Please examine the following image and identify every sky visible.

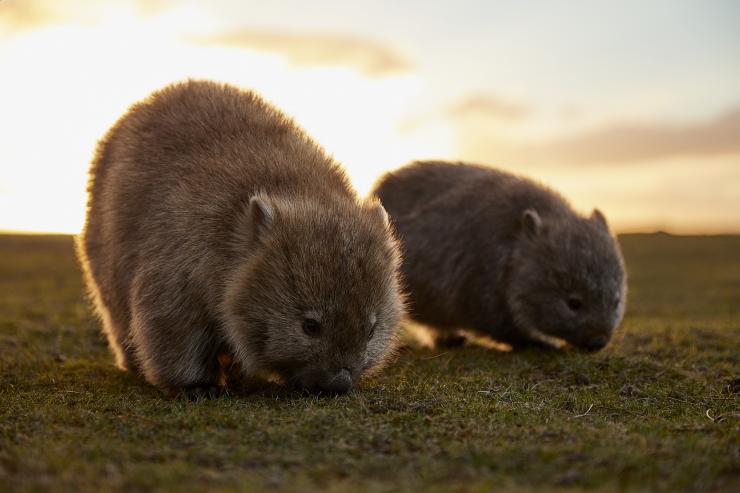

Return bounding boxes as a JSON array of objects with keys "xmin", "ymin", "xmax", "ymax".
[{"xmin": 1, "ymin": 0, "xmax": 739, "ymax": 234}]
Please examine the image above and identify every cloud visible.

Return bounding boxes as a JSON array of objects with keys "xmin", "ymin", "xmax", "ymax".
[
  {"xmin": 400, "ymin": 93, "xmax": 529, "ymax": 134},
  {"xmin": 446, "ymin": 94, "xmax": 530, "ymax": 121},
  {"xmin": 459, "ymin": 105, "xmax": 740, "ymax": 165},
  {"xmin": 2, "ymin": 4, "xmax": 410, "ymax": 76},
  {"xmin": 536, "ymin": 106, "xmax": 740, "ymax": 164},
  {"xmin": 0, "ymin": 0, "xmax": 176, "ymax": 32},
  {"xmin": 130, "ymin": 0, "xmax": 177, "ymax": 16},
  {"xmin": 194, "ymin": 30, "xmax": 412, "ymax": 76},
  {"xmin": 0, "ymin": 0, "xmax": 60, "ymax": 30}
]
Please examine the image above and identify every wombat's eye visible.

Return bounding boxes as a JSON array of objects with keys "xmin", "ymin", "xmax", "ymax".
[
  {"xmin": 566, "ymin": 296, "xmax": 583, "ymax": 312},
  {"xmin": 302, "ymin": 318, "xmax": 322, "ymax": 337}
]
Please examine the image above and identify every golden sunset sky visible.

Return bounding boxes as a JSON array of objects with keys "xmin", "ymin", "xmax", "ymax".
[{"xmin": 1, "ymin": 0, "xmax": 739, "ymax": 234}]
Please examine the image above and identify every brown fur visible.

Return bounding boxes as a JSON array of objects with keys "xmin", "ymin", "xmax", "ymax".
[
  {"xmin": 372, "ymin": 161, "xmax": 626, "ymax": 351},
  {"xmin": 77, "ymin": 80, "xmax": 404, "ymax": 395}
]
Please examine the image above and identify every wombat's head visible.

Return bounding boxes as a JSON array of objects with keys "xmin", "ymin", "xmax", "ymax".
[
  {"xmin": 222, "ymin": 194, "xmax": 404, "ymax": 394},
  {"xmin": 507, "ymin": 208, "xmax": 626, "ymax": 351}
]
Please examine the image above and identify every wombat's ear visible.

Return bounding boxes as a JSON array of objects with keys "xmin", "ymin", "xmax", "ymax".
[
  {"xmin": 591, "ymin": 209, "xmax": 609, "ymax": 231},
  {"xmin": 367, "ymin": 200, "xmax": 390, "ymax": 228},
  {"xmin": 248, "ymin": 195, "xmax": 275, "ymax": 239},
  {"xmin": 521, "ymin": 209, "xmax": 542, "ymax": 239}
]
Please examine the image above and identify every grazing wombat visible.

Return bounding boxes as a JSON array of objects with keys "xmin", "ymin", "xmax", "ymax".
[
  {"xmin": 372, "ymin": 161, "xmax": 626, "ymax": 351},
  {"xmin": 77, "ymin": 80, "xmax": 404, "ymax": 396}
]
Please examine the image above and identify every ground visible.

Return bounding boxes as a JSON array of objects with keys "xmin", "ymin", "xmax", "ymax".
[{"xmin": 0, "ymin": 233, "xmax": 738, "ymax": 492}]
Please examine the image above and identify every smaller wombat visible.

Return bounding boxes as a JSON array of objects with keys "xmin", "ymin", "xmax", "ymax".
[{"xmin": 372, "ymin": 161, "xmax": 626, "ymax": 351}]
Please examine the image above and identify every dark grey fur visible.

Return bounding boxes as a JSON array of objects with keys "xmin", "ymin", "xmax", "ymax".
[
  {"xmin": 372, "ymin": 161, "xmax": 626, "ymax": 351},
  {"xmin": 77, "ymin": 80, "xmax": 404, "ymax": 395}
]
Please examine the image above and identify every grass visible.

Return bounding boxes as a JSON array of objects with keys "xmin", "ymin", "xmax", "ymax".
[{"xmin": 0, "ymin": 233, "xmax": 738, "ymax": 492}]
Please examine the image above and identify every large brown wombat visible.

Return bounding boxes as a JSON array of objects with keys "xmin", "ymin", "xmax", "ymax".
[
  {"xmin": 372, "ymin": 161, "xmax": 626, "ymax": 351},
  {"xmin": 77, "ymin": 80, "xmax": 404, "ymax": 396}
]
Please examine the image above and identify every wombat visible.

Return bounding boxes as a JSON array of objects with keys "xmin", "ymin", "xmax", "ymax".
[
  {"xmin": 77, "ymin": 80, "xmax": 404, "ymax": 396},
  {"xmin": 372, "ymin": 161, "xmax": 626, "ymax": 351}
]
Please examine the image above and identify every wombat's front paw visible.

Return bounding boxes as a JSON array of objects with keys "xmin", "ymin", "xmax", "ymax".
[
  {"xmin": 180, "ymin": 384, "xmax": 226, "ymax": 401},
  {"xmin": 512, "ymin": 339, "xmax": 559, "ymax": 351},
  {"xmin": 434, "ymin": 333, "xmax": 469, "ymax": 348}
]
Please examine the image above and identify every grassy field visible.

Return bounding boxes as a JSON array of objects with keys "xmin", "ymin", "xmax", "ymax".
[{"xmin": 0, "ymin": 233, "xmax": 738, "ymax": 492}]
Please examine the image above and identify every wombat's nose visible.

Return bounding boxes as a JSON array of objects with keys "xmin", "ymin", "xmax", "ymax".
[
  {"xmin": 582, "ymin": 334, "xmax": 610, "ymax": 352},
  {"xmin": 320, "ymin": 368, "xmax": 353, "ymax": 394}
]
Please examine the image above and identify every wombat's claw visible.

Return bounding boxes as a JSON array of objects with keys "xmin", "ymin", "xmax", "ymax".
[{"xmin": 181, "ymin": 384, "xmax": 226, "ymax": 401}]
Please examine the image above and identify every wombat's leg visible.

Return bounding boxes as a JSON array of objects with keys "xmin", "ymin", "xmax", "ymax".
[
  {"xmin": 433, "ymin": 330, "xmax": 469, "ymax": 348},
  {"xmin": 506, "ymin": 337, "xmax": 558, "ymax": 351},
  {"xmin": 128, "ymin": 286, "xmax": 222, "ymax": 393},
  {"xmin": 179, "ymin": 352, "xmax": 235, "ymax": 400},
  {"xmin": 486, "ymin": 316, "xmax": 557, "ymax": 351},
  {"xmin": 80, "ymin": 260, "xmax": 140, "ymax": 372},
  {"xmin": 130, "ymin": 309, "xmax": 222, "ymax": 393},
  {"xmin": 494, "ymin": 327, "xmax": 558, "ymax": 351},
  {"xmin": 94, "ymin": 296, "xmax": 140, "ymax": 371}
]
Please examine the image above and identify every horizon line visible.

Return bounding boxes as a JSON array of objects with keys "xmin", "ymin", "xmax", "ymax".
[{"xmin": 2, "ymin": 229, "xmax": 740, "ymax": 238}]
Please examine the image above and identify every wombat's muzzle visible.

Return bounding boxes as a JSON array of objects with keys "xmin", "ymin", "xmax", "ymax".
[
  {"xmin": 318, "ymin": 368, "xmax": 353, "ymax": 395},
  {"xmin": 578, "ymin": 334, "xmax": 610, "ymax": 352},
  {"xmin": 294, "ymin": 368, "xmax": 354, "ymax": 395}
]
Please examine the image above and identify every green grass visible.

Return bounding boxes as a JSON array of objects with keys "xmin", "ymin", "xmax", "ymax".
[{"xmin": 1, "ymin": 233, "xmax": 738, "ymax": 492}]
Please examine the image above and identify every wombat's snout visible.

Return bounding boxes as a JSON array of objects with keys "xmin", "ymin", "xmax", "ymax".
[
  {"xmin": 318, "ymin": 368, "xmax": 353, "ymax": 395},
  {"xmin": 294, "ymin": 368, "xmax": 354, "ymax": 395},
  {"xmin": 579, "ymin": 334, "xmax": 610, "ymax": 352}
]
